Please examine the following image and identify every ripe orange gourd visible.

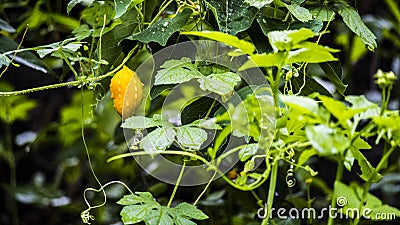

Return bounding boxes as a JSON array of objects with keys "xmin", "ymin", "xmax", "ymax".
[{"xmin": 110, "ymin": 65, "xmax": 144, "ymax": 119}]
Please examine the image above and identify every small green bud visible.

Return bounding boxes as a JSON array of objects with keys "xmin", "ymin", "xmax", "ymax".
[{"xmin": 374, "ymin": 69, "xmax": 397, "ymax": 88}]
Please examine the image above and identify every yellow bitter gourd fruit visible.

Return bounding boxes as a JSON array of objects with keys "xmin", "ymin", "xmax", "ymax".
[{"xmin": 110, "ymin": 65, "xmax": 144, "ymax": 119}]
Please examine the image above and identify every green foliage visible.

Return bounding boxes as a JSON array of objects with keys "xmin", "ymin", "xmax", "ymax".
[
  {"xmin": 155, "ymin": 57, "xmax": 203, "ymax": 85},
  {"xmin": 0, "ymin": 82, "xmax": 37, "ymax": 124},
  {"xmin": 154, "ymin": 57, "xmax": 241, "ymax": 98},
  {"xmin": 245, "ymin": 0, "xmax": 273, "ymax": 9},
  {"xmin": 204, "ymin": 0, "xmax": 257, "ymax": 35},
  {"xmin": 182, "ymin": 31, "xmax": 256, "ymax": 54},
  {"xmin": 335, "ymin": 2, "xmax": 377, "ymax": 50},
  {"xmin": 118, "ymin": 192, "xmax": 208, "ymax": 225},
  {"xmin": 0, "ymin": 0, "xmax": 398, "ymax": 225},
  {"xmin": 127, "ymin": 8, "xmax": 193, "ymax": 46},
  {"xmin": 334, "ymin": 181, "xmax": 400, "ymax": 220},
  {"xmin": 285, "ymin": 2, "xmax": 313, "ymax": 23},
  {"xmin": 0, "ymin": 36, "xmax": 52, "ymax": 73}
]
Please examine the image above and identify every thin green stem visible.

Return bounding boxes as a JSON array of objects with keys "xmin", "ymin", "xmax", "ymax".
[
  {"xmin": 0, "ymin": 45, "xmax": 138, "ymax": 96},
  {"xmin": 251, "ymin": 190, "xmax": 264, "ymax": 208},
  {"xmin": 327, "ymin": 158, "xmax": 344, "ymax": 225},
  {"xmin": 261, "ymin": 158, "xmax": 279, "ymax": 225},
  {"xmin": 148, "ymin": 0, "xmax": 174, "ymax": 27},
  {"xmin": 60, "ymin": 51, "xmax": 79, "ymax": 79},
  {"xmin": 376, "ymin": 145, "xmax": 397, "ymax": 172},
  {"xmin": 134, "ymin": 4, "xmax": 145, "ymax": 31},
  {"xmin": 167, "ymin": 160, "xmax": 186, "ymax": 208},
  {"xmin": 0, "ymin": 26, "xmax": 28, "ymax": 79},
  {"xmin": 193, "ymin": 171, "xmax": 217, "ymax": 206},
  {"xmin": 96, "ymin": 14, "xmax": 107, "ymax": 77},
  {"xmin": 108, "ymin": 150, "xmax": 271, "ymax": 191}
]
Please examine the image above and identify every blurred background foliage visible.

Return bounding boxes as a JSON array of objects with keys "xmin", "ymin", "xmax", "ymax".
[{"xmin": 0, "ymin": 0, "xmax": 399, "ymax": 225}]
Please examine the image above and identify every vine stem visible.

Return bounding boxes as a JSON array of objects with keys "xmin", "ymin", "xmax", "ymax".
[
  {"xmin": 261, "ymin": 158, "xmax": 279, "ymax": 225},
  {"xmin": 108, "ymin": 150, "xmax": 271, "ymax": 191},
  {"xmin": 148, "ymin": 0, "xmax": 174, "ymax": 27},
  {"xmin": 0, "ymin": 45, "xmax": 138, "ymax": 96},
  {"xmin": 327, "ymin": 158, "xmax": 344, "ymax": 225},
  {"xmin": 193, "ymin": 171, "xmax": 217, "ymax": 206},
  {"xmin": 167, "ymin": 160, "xmax": 186, "ymax": 208},
  {"xmin": 0, "ymin": 26, "xmax": 29, "ymax": 79}
]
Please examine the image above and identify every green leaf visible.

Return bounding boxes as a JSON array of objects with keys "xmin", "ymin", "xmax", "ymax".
[
  {"xmin": 173, "ymin": 216, "xmax": 196, "ymax": 225},
  {"xmin": 310, "ymin": 7, "xmax": 336, "ymax": 22},
  {"xmin": 127, "ymin": 8, "xmax": 192, "ymax": 46},
  {"xmin": 319, "ymin": 61, "xmax": 347, "ymax": 95},
  {"xmin": 155, "ymin": 57, "xmax": 203, "ymax": 85},
  {"xmin": 181, "ymin": 31, "xmax": 255, "ymax": 54},
  {"xmin": 204, "ymin": 0, "xmax": 257, "ymax": 35},
  {"xmin": 0, "ymin": 18, "xmax": 15, "ymax": 33},
  {"xmin": 351, "ymin": 148, "xmax": 382, "ymax": 182},
  {"xmin": 333, "ymin": 181, "xmax": 362, "ymax": 210},
  {"xmin": 268, "ymin": 28, "xmax": 316, "ymax": 52},
  {"xmin": 305, "ymin": 125, "xmax": 350, "ymax": 156},
  {"xmin": 286, "ymin": 4, "xmax": 313, "ymax": 22},
  {"xmin": 174, "ymin": 202, "xmax": 209, "ymax": 220},
  {"xmin": 244, "ymin": 0, "xmax": 273, "ymax": 9},
  {"xmin": 118, "ymin": 192, "xmax": 208, "ymax": 225},
  {"xmin": 198, "ymin": 72, "xmax": 241, "ymax": 96},
  {"xmin": 114, "ymin": 0, "xmax": 143, "ymax": 19},
  {"xmin": 352, "ymin": 135, "xmax": 371, "ymax": 150},
  {"xmin": 118, "ymin": 192, "xmax": 155, "ymax": 205},
  {"xmin": 318, "ymin": 95, "xmax": 366, "ymax": 125},
  {"xmin": 333, "ymin": 181, "xmax": 400, "ymax": 220},
  {"xmin": 36, "ymin": 38, "xmax": 82, "ymax": 58},
  {"xmin": 190, "ymin": 118, "xmax": 221, "ymax": 130},
  {"xmin": 286, "ymin": 47, "xmax": 338, "ymax": 64},
  {"xmin": 345, "ymin": 95, "xmax": 380, "ymax": 119},
  {"xmin": 72, "ymin": 25, "xmax": 92, "ymax": 40},
  {"xmin": 81, "ymin": 2, "xmax": 114, "ymax": 27},
  {"xmin": 176, "ymin": 126, "xmax": 207, "ymax": 150},
  {"xmin": 140, "ymin": 127, "xmax": 176, "ymax": 151},
  {"xmin": 369, "ymin": 205, "xmax": 400, "ymax": 221},
  {"xmin": 122, "ymin": 115, "xmax": 165, "ymax": 129},
  {"xmin": 146, "ymin": 208, "xmax": 174, "ymax": 225},
  {"xmin": 257, "ymin": 17, "xmax": 323, "ymax": 35},
  {"xmin": 281, "ymin": 95, "xmax": 319, "ymax": 115},
  {"xmin": 238, "ymin": 144, "xmax": 259, "ymax": 161},
  {"xmin": 120, "ymin": 205, "xmax": 153, "ymax": 224},
  {"xmin": 67, "ymin": 0, "xmax": 86, "ymax": 14},
  {"xmin": 100, "ymin": 6, "xmax": 139, "ymax": 73},
  {"xmin": 298, "ymin": 149, "xmax": 317, "ymax": 166},
  {"xmin": 0, "ymin": 54, "xmax": 10, "ymax": 67},
  {"xmin": 239, "ymin": 52, "xmax": 285, "ymax": 70},
  {"xmin": 336, "ymin": 3, "xmax": 377, "ymax": 50},
  {"xmin": 0, "ymin": 36, "xmax": 52, "ymax": 74},
  {"xmin": 0, "ymin": 83, "xmax": 37, "ymax": 124}
]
